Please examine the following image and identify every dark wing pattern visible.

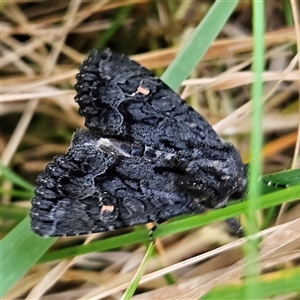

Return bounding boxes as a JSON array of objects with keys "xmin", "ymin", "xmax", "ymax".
[
  {"xmin": 31, "ymin": 48, "xmax": 247, "ymax": 237},
  {"xmin": 74, "ymin": 48, "xmax": 221, "ymax": 151},
  {"xmin": 31, "ymin": 131, "xmax": 199, "ymax": 236}
]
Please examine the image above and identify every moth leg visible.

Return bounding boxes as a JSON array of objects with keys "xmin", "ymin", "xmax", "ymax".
[
  {"xmin": 149, "ymin": 222, "xmax": 159, "ymax": 242},
  {"xmin": 225, "ymin": 218, "xmax": 243, "ymax": 237}
]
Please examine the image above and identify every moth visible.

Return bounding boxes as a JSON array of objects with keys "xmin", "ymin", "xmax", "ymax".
[{"xmin": 31, "ymin": 48, "xmax": 247, "ymax": 237}]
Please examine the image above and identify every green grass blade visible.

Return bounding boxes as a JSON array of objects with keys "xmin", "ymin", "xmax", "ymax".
[
  {"xmin": 262, "ymin": 168, "xmax": 300, "ymax": 190},
  {"xmin": 161, "ymin": 0, "xmax": 239, "ymax": 90},
  {"xmin": 243, "ymin": 1, "xmax": 265, "ymax": 297},
  {"xmin": 1, "ymin": 206, "xmax": 28, "ymax": 223},
  {"xmin": 94, "ymin": 4, "xmax": 133, "ymax": 49},
  {"xmin": 1, "ymin": 164, "xmax": 34, "ymax": 192},
  {"xmin": 121, "ymin": 242, "xmax": 155, "ymax": 299},
  {"xmin": 283, "ymin": 0, "xmax": 293, "ymax": 26},
  {"xmin": 201, "ymin": 267, "xmax": 300, "ymax": 299},
  {"xmin": 0, "ymin": 217, "xmax": 57, "ymax": 297}
]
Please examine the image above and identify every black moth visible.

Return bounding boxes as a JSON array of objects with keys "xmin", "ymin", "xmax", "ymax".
[{"xmin": 31, "ymin": 48, "xmax": 247, "ymax": 237}]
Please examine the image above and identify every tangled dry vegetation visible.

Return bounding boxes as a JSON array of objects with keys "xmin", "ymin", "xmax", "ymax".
[{"xmin": 1, "ymin": 1, "xmax": 300, "ymax": 299}]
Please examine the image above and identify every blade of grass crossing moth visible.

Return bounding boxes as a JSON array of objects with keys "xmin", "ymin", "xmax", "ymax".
[{"xmin": 38, "ymin": 183, "xmax": 300, "ymax": 263}]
